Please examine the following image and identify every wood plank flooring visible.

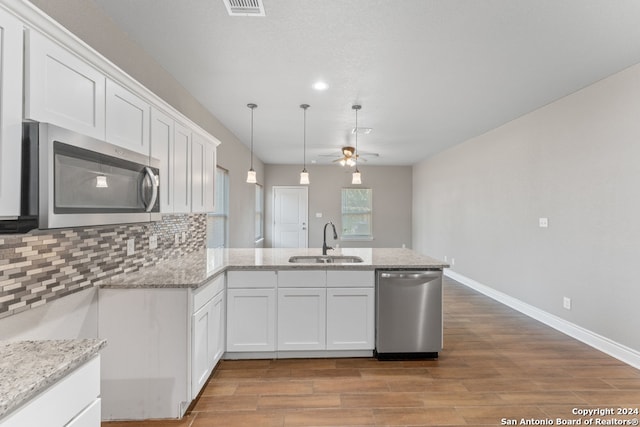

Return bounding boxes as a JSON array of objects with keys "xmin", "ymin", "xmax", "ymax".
[{"xmin": 103, "ymin": 277, "xmax": 640, "ymax": 426}]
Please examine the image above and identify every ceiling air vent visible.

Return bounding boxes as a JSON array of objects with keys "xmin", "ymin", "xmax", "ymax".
[{"xmin": 223, "ymin": 0, "xmax": 265, "ymax": 16}]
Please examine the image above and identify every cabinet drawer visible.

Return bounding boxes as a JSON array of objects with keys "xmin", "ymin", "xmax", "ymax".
[
  {"xmin": 193, "ymin": 274, "xmax": 224, "ymax": 312},
  {"xmin": 278, "ymin": 270, "xmax": 326, "ymax": 288},
  {"xmin": 227, "ymin": 270, "xmax": 277, "ymax": 288},
  {"xmin": 326, "ymin": 270, "xmax": 375, "ymax": 287}
]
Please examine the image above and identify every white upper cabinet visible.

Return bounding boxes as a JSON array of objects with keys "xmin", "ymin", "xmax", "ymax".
[
  {"xmin": 191, "ymin": 132, "xmax": 206, "ymax": 213},
  {"xmin": 150, "ymin": 107, "xmax": 175, "ymax": 213},
  {"xmin": 204, "ymin": 137, "xmax": 217, "ymax": 212},
  {"xmin": 173, "ymin": 122, "xmax": 192, "ymax": 214},
  {"xmin": 191, "ymin": 132, "xmax": 218, "ymax": 213},
  {"xmin": 24, "ymin": 29, "xmax": 106, "ymax": 140},
  {"xmin": 0, "ymin": 9, "xmax": 23, "ymax": 217},
  {"xmin": 151, "ymin": 109, "xmax": 218, "ymax": 214},
  {"xmin": 105, "ymin": 79, "xmax": 150, "ymax": 155}
]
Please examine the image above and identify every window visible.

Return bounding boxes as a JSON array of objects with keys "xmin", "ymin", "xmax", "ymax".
[
  {"xmin": 255, "ymin": 184, "xmax": 264, "ymax": 242},
  {"xmin": 341, "ymin": 188, "xmax": 373, "ymax": 240},
  {"xmin": 207, "ymin": 167, "xmax": 229, "ymax": 248}
]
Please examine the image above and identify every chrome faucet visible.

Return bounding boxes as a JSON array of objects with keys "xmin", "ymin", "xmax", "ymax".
[{"xmin": 322, "ymin": 222, "xmax": 338, "ymax": 255}]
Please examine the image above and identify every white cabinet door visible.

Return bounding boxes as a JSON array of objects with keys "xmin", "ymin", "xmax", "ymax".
[
  {"xmin": 326, "ymin": 288, "xmax": 375, "ymax": 350},
  {"xmin": 105, "ymin": 79, "xmax": 150, "ymax": 155},
  {"xmin": 204, "ymin": 137, "xmax": 217, "ymax": 212},
  {"xmin": 0, "ymin": 9, "xmax": 23, "ymax": 217},
  {"xmin": 210, "ymin": 290, "xmax": 226, "ymax": 365},
  {"xmin": 24, "ymin": 29, "xmax": 105, "ymax": 139},
  {"xmin": 191, "ymin": 299, "xmax": 212, "ymax": 398},
  {"xmin": 226, "ymin": 288, "xmax": 276, "ymax": 352},
  {"xmin": 191, "ymin": 132, "xmax": 218, "ymax": 213},
  {"xmin": 150, "ymin": 108, "xmax": 174, "ymax": 213},
  {"xmin": 173, "ymin": 122, "xmax": 192, "ymax": 213},
  {"xmin": 190, "ymin": 132, "xmax": 206, "ymax": 213},
  {"xmin": 277, "ymin": 288, "xmax": 326, "ymax": 351}
]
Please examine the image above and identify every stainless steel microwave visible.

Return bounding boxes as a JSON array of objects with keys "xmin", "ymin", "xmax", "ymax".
[{"xmin": 1, "ymin": 122, "xmax": 160, "ymax": 233}]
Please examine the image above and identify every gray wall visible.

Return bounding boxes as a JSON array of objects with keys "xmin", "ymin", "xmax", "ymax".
[
  {"xmin": 264, "ymin": 165, "xmax": 412, "ymax": 249},
  {"xmin": 30, "ymin": 0, "xmax": 263, "ymax": 248},
  {"xmin": 413, "ymin": 63, "xmax": 640, "ymax": 353}
]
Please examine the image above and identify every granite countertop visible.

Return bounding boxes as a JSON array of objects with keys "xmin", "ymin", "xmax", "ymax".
[
  {"xmin": 0, "ymin": 339, "xmax": 106, "ymax": 420},
  {"xmin": 101, "ymin": 247, "xmax": 448, "ymax": 290}
]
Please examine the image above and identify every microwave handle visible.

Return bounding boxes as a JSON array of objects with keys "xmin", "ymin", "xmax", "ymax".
[{"xmin": 143, "ymin": 167, "xmax": 159, "ymax": 212}]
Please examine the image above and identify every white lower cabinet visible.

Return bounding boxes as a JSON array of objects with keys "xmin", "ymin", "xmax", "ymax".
[
  {"xmin": 191, "ymin": 278, "xmax": 225, "ymax": 398},
  {"xmin": 99, "ymin": 274, "xmax": 225, "ymax": 420},
  {"xmin": 226, "ymin": 271, "xmax": 277, "ymax": 353},
  {"xmin": 278, "ymin": 288, "xmax": 326, "ymax": 350},
  {"xmin": 226, "ymin": 288, "xmax": 276, "ymax": 352},
  {"xmin": 0, "ymin": 356, "xmax": 101, "ymax": 427},
  {"xmin": 326, "ymin": 287, "xmax": 375, "ymax": 350},
  {"xmin": 226, "ymin": 269, "xmax": 375, "ymax": 355},
  {"xmin": 326, "ymin": 270, "xmax": 375, "ymax": 350}
]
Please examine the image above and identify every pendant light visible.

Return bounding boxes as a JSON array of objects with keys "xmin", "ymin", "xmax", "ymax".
[
  {"xmin": 246, "ymin": 103, "xmax": 257, "ymax": 183},
  {"xmin": 299, "ymin": 104, "xmax": 310, "ymax": 185},
  {"xmin": 351, "ymin": 104, "xmax": 362, "ymax": 185}
]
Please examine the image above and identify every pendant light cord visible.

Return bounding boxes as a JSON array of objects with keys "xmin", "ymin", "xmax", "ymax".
[
  {"xmin": 303, "ymin": 105, "xmax": 307, "ymax": 171},
  {"xmin": 247, "ymin": 103, "xmax": 257, "ymax": 170},
  {"xmin": 353, "ymin": 104, "xmax": 361, "ymax": 172}
]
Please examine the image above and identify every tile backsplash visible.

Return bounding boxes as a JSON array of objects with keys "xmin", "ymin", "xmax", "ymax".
[{"xmin": 0, "ymin": 214, "xmax": 207, "ymax": 319}]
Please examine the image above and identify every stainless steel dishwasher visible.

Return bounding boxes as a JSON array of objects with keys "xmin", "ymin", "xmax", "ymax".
[{"xmin": 375, "ymin": 269, "xmax": 443, "ymax": 360}]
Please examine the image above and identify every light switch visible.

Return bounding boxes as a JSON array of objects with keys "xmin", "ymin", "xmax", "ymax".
[
  {"xmin": 539, "ymin": 218, "xmax": 549, "ymax": 228},
  {"xmin": 315, "ymin": 212, "xmax": 323, "ymax": 218}
]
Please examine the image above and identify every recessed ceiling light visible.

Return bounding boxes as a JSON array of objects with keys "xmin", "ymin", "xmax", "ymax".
[{"xmin": 312, "ymin": 81, "xmax": 329, "ymax": 91}]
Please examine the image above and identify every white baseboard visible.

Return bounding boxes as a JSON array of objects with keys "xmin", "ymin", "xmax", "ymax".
[{"xmin": 444, "ymin": 269, "xmax": 640, "ymax": 370}]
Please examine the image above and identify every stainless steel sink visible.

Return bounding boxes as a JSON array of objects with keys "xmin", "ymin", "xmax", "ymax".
[{"xmin": 288, "ymin": 255, "xmax": 364, "ymax": 264}]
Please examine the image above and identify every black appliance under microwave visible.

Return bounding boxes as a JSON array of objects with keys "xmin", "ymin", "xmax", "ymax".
[{"xmin": 0, "ymin": 122, "xmax": 160, "ymax": 233}]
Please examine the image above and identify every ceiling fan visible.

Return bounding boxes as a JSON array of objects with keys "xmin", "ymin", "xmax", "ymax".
[{"xmin": 321, "ymin": 146, "xmax": 379, "ymax": 166}]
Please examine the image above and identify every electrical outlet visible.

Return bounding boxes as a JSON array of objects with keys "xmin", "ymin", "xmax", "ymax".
[
  {"xmin": 149, "ymin": 235, "xmax": 157, "ymax": 250},
  {"xmin": 174, "ymin": 233, "xmax": 180, "ymax": 245},
  {"xmin": 126, "ymin": 238, "xmax": 135, "ymax": 256},
  {"xmin": 451, "ymin": 258, "xmax": 455, "ymax": 266},
  {"xmin": 563, "ymin": 297, "xmax": 571, "ymax": 310},
  {"xmin": 539, "ymin": 217, "xmax": 549, "ymax": 228}
]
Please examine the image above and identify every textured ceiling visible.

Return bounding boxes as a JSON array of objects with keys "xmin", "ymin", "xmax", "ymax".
[{"xmin": 92, "ymin": 0, "xmax": 640, "ymax": 165}]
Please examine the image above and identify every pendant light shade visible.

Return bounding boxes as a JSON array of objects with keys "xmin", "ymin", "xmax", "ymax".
[
  {"xmin": 351, "ymin": 104, "xmax": 362, "ymax": 185},
  {"xmin": 299, "ymin": 104, "xmax": 310, "ymax": 185},
  {"xmin": 246, "ymin": 103, "xmax": 258, "ymax": 184},
  {"xmin": 299, "ymin": 171, "xmax": 310, "ymax": 185}
]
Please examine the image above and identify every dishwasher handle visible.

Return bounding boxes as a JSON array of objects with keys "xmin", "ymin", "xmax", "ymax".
[{"xmin": 379, "ymin": 271, "xmax": 441, "ymax": 281}]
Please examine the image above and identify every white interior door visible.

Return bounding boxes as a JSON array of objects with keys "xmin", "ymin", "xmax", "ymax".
[{"xmin": 273, "ymin": 186, "xmax": 308, "ymax": 248}]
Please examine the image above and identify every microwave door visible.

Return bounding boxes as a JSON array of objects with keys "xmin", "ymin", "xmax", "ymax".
[{"xmin": 54, "ymin": 144, "xmax": 147, "ymax": 213}]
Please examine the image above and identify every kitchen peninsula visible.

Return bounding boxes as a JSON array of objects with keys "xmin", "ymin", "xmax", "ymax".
[{"xmin": 99, "ymin": 247, "xmax": 447, "ymax": 420}]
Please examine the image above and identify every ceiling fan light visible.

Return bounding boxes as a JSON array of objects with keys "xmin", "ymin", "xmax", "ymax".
[
  {"xmin": 352, "ymin": 170, "xmax": 362, "ymax": 185},
  {"xmin": 339, "ymin": 159, "xmax": 346, "ymax": 166},
  {"xmin": 300, "ymin": 170, "xmax": 310, "ymax": 185},
  {"xmin": 246, "ymin": 169, "xmax": 257, "ymax": 183},
  {"xmin": 346, "ymin": 158, "xmax": 355, "ymax": 167}
]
